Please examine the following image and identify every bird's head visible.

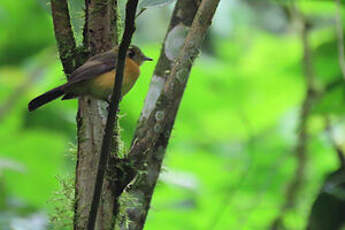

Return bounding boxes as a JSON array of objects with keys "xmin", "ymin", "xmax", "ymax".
[{"xmin": 127, "ymin": 45, "xmax": 153, "ymax": 66}]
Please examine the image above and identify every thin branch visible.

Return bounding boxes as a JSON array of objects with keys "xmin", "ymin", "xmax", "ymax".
[
  {"xmin": 50, "ymin": 0, "xmax": 77, "ymax": 75},
  {"xmin": 83, "ymin": 0, "xmax": 90, "ymax": 49},
  {"xmin": 86, "ymin": 1, "xmax": 139, "ymax": 229},
  {"xmin": 270, "ymin": 5, "xmax": 316, "ymax": 230},
  {"xmin": 135, "ymin": 8, "xmax": 146, "ymax": 18},
  {"xmin": 335, "ymin": 0, "xmax": 345, "ymax": 80}
]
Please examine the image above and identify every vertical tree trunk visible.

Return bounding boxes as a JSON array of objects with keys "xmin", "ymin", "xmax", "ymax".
[
  {"xmin": 74, "ymin": 1, "xmax": 119, "ymax": 229},
  {"xmin": 124, "ymin": 1, "xmax": 201, "ymax": 228},
  {"xmin": 122, "ymin": 0, "xmax": 220, "ymax": 229}
]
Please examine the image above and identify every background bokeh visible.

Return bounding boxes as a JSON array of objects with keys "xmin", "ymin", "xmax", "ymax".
[{"xmin": 1, "ymin": 0, "xmax": 345, "ymax": 229}]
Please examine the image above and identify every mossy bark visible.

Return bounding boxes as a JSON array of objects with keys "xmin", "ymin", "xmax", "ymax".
[
  {"xmin": 122, "ymin": 1, "xmax": 200, "ymax": 228},
  {"xmin": 50, "ymin": 0, "xmax": 77, "ymax": 75},
  {"xmin": 74, "ymin": 0, "xmax": 118, "ymax": 229},
  {"xmin": 123, "ymin": 1, "xmax": 220, "ymax": 229}
]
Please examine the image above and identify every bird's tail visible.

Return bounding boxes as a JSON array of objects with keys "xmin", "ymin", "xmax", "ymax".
[{"xmin": 28, "ymin": 85, "xmax": 65, "ymax": 111}]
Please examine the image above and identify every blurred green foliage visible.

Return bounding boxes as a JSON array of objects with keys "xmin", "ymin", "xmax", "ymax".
[
  {"xmin": 0, "ymin": 0, "xmax": 54, "ymax": 64},
  {"xmin": 1, "ymin": 0, "xmax": 345, "ymax": 229}
]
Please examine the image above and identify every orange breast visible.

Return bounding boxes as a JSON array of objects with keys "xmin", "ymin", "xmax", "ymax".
[
  {"xmin": 123, "ymin": 58, "xmax": 141, "ymax": 93},
  {"xmin": 89, "ymin": 58, "xmax": 140, "ymax": 99}
]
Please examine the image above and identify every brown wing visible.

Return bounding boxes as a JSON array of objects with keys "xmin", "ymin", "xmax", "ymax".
[{"xmin": 66, "ymin": 50, "xmax": 117, "ymax": 87}]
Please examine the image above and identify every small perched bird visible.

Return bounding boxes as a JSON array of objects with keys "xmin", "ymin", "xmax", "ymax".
[{"xmin": 28, "ymin": 45, "xmax": 152, "ymax": 111}]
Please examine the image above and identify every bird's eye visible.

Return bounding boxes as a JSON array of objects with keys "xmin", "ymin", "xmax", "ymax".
[{"xmin": 128, "ymin": 49, "xmax": 135, "ymax": 58}]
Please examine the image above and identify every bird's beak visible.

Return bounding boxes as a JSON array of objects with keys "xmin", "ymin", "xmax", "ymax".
[{"xmin": 144, "ymin": 56, "xmax": 153, "ymax": 61}]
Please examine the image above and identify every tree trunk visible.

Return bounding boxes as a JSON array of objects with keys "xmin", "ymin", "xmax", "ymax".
[
  {"xmin": 74, "ymin": 1, "xmax": 118, "ymax": 229},
  {"xmin": 123, "ymin": 0, "xmax": 221, "ymax": 229},
  {"xmin": 123, "ymin": 1, "xmax": 201, "ymax": 228}
]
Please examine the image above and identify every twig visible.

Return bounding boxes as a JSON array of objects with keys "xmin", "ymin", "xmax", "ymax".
[
  {"xmin": 50, "ymin": 0, "xmax": 77, "ymax": 75},
  {"xmin": 335, "ymin": 0, "xmax": 345, "ymax": 80},
  {"xmin": 135, "ymin": 8, "xmax": 146, "ymax": 18},
  {"xmin": 86, "ymin": 0, "xmax": 139, "ymax": 229}
]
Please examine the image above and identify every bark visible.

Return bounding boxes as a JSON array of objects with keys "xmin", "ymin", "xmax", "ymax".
[
  {"xmin": 87, "ymin": 1, "xmax": 138, "ymax": 229},
  {"xmin": 74, "ymin": 0, "xmax": 118, "ymax": 229},
  {"xmin": 50, "ymin": 0, "xmax": 77, "ymax": 75},
  {"xmin": 118, "ymin": 2, "xmax": 200, "ymax": 228},
  {"xmin": 122, "ymin": 0, "xmax": 220, "ymax": 229},
  {"xmin": 140, "ymin": 0, "xmax": 201, "ymax": 121}
]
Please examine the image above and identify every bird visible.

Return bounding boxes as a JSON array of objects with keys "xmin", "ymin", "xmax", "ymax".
[{"xmin": 28, "ymin": 45, "xmax": 152, "ymax": 111}]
